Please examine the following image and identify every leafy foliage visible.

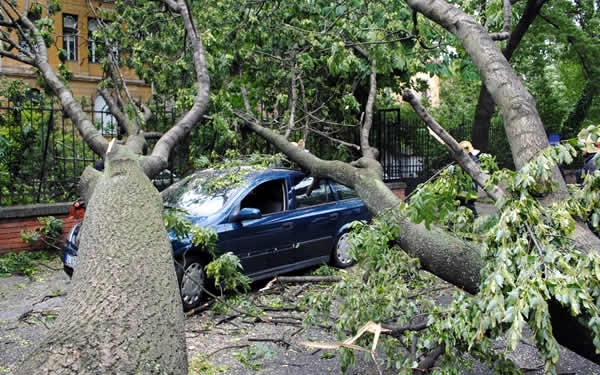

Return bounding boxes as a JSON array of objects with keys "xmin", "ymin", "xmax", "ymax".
[
  {"xmin": 20, "ymin": 216, "xmax": 64, "ymax": 250},
  {"xmin": 233, "ymin": 344, "xmax": 277, "ymax": 371},
  {"xmin": 0, "ymin": 250, "xmax": 55, "ymax": 279},
  {"xmin": 304, "ymin": 138, "xmax": 600, "ymax": 373},
  {"xmin": 165, "ymin": 206, "xmax": 249, "ymax": 296},
  {"xmin": 407, "ymin": 153, "xmax": 498, "ymax": 232},
  {"xmin": 163, "ymin": 208, "xmax": 193, "ymax": 241},
  {"xmin": 205, "ymin": 252, "xmax": 251, "ymax": 295}
]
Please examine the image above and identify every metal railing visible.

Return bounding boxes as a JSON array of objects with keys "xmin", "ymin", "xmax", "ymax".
[
  {"xmin": 0, "ymin": 100, "xmax": 179, "ymax": 205},
  {"xmin": 371, "ymin": 108, "xmax": 508, "ymax": 193},
  {"xmin": 0, "ymin": 100, "xmax": 507, "ymax": 205}
]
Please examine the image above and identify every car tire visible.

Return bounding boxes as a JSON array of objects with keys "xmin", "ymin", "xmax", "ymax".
[
  {"xmin": 331, "ymin": 231, "xmax": 354, "ymax": 268},
  {"xmin": 180, "ymin": 258, "xmax": 206, "ymax": 311}
]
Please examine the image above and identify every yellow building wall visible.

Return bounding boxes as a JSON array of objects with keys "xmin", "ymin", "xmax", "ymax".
[{"xmin": 0, "ymin": 0, "xmax": 151, "ymax": 103}]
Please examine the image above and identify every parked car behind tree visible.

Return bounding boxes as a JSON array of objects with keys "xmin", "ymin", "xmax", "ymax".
[{"xmin": 64, "ymin": 167, "xmax": 371, "ymax": 309}]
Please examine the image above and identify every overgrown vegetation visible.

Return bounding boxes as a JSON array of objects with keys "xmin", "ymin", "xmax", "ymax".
[
  {"xmin": 299, "ymin": 131, "xmax": 600, "ymax": 374},
  {"xmin": 20, "ymin": 216, "xmax": 64, "ymax": 250},
  {"xmin": 0, "ymin": 250, "xmax": 57, "ymax": 279},
  {"xmin": 188, "ymin": 354, "xmax": 228, "ymax": 375}
]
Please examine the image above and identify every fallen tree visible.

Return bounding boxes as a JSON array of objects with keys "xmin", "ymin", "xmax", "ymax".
[
  {"xmin": 3, "ymin": 0, "xmax": 600, "ymax": 372},
  {"xmin": 235, "ymin": 0, "xmax": 600, "ymax": 367},
  {"xmin": 1, "ymin": 0, "xmax": 209, "ymax": 373}
]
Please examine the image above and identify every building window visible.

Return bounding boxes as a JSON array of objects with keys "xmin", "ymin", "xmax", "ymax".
[
  {"xmin": 63, "ymin": 14, "xmax": 78, "ymax": 61},
  {"xmin": 88, "ymin": 19, "xmax": 104, "ymax": 64},
  {"xmin": 94, "ymin": 96, "xmax": 117, "ymax": 136}
]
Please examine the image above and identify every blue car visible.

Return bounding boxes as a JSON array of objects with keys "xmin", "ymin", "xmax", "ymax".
[{"xmin": 63, "ymin": 167, "xmax": 371, "ymax": 310}]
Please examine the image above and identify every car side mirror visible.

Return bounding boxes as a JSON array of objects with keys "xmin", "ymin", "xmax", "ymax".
[{"xmin": 230, "ymin": 207, "xmax": 261, "ymax": 222}]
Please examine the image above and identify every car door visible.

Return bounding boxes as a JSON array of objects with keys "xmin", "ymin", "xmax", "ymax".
[
  {"xmin": 329, "ymin": 181, "xmax": 370, "ymax": 230},
  {"xmin": 287, "ymin": 176, "xmax": 340, "ymax": 263},
  {"xmin": 216, "ymin": 177, "xmax": 297, "ymax": 278}
]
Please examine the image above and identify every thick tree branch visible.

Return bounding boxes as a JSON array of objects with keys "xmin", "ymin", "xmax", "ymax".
[
  {"xmin": 472, "ymin": 0, "xmax": 548, "ymax": 151},
  {"xmin": 403, "ymin": 90, "xmax": 504, "ymax": 201},
  {"xmin": 11, "ymin": 6, "xmax": 109, "ymax": 157},
  {"xmin": 360, "ymin": 60, "xmax": 378, "ymax": 160},
  {"xmin": 406, "ymin": 0, "xmax": 567, "ymax": 198},
  {"xmin": 284, "ymin": 56, "xmax": 298, "ymax": 140},
  {"xmin": 142, "ymin": 0, "xmax": 209, "ymax": 177}
]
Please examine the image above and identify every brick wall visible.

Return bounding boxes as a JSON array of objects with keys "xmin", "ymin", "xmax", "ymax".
[
  {"xmin": 386, "ymin": 182, "xmax": 407, "ymax": 201},
  {"xmin": 0, "ymin": 203, "xmax": 84, "ymax": 254}
]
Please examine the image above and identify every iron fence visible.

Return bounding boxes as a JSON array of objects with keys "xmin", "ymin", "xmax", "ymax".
[
  {"xmin": 0, "ymin": 99, "xmax": 507, "ymax": 205},
  {"xmin": 0, "ymin": 100, "xmax": 179, "ymax": 206},
  {"xmin": 371, "ymin": 108, "xmax": 508, "ymax": 193}
]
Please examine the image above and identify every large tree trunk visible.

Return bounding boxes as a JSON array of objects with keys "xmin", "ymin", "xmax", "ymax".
[
  {"xmin": 471, "ymin": 0, "xmax": 547, "ymax": 152},
  {"xmin": 16, "ymin": 147, "xmax": 187, "ymax": 375},
  {"xmin": 562, "ymin": 79, "xmax": 599, "ymax": 139}
]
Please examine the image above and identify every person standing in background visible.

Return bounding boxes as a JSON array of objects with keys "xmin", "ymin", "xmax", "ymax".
[{"xmin": 457, "ymin": 140, "xmax": 481, "ymax": 217}]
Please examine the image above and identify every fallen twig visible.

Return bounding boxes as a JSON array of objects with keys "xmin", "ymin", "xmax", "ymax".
[
  {"xmin": 299, "ymin": 321, "xmax": 391, "ymax": 375},
  {"xmin": 248, "ymin": 336, "xmax": 292, "ymax": 348},
  {"xmin": 207, "ymin": 344, "xmax": 250, "ymax": 358},
  {"xmin": 293, "ymin": 283, "xmax": 311, "ymax": 297},
  {"xmin": 260, "ymin": 275, "xmax": 341, "ymax": 292},
  {"xmin": 185, "ymin": 299, "xmax": 215, "ymax": 316},
  {"xmin": 216, "ymin": 313, "xmax": 241, "ymax": 326},
  {"xmin": 40, "ymin": 291, "xmax": 67, "ymax": 303}
]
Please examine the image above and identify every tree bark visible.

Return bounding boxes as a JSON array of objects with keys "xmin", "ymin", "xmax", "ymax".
[
  {"xmin": 471, "ymin": 0, "xmax": 548, "ymax": 152},
  {"xmin": 142, "ymin": 0, "xmax": 210, "ymax": 178},
  {"xmin": 407, "ymin": 0, "xmax": 555, "ymax": 174},
  {"xmin": 17, "ymin": 147, "xmax": 188, "ymax": 375},
  {"xmin": 6, "ymin": 2, "xmax": 207, "ymax": 373},
  {"xmin": 251, "ymin": 116, "xmax": 600, "ymax": 363},
  {"xmin": 562, "ymin": 78, "xmax": 599, "ymax": 140}
]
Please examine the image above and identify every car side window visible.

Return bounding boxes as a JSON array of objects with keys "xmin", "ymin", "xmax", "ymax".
[
  {"xmin": 293, "ymin": 177, "xmax": 333, "ymax": 209},
  {"xmin": 240, "ymin": 179, "xmax": 286, "ymax": 215},
  {"xmin": 332, "ymin": 182, "xmax": 359, "ymax": 200}
]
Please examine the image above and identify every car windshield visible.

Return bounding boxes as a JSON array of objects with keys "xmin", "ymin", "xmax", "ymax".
[{"xmin": 161, "ymin": 169, "xmax": 248, "ymax": 216}]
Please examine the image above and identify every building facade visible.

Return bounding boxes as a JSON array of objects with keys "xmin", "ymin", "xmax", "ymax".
[{"xmin": 0, "ymin": 0, "xmax": 152, "ymax": 106}]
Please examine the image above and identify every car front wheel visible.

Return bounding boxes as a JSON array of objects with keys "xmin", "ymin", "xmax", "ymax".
[
  {"xmin": 331, "ymin": 232, "xmax": 354, "ymax": 268},
  {"xmin": 180, "ymin": 259, "xmax": 206, "ymax": 311}
]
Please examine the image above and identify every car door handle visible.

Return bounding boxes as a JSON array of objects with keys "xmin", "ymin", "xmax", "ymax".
[
  {"xmin": 328, "ymin": 213, "xmax": 339, "ymax": 221},
  {"xmin": 282, "ymin": 222, "xmax": 294, "ymax": 230}
]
